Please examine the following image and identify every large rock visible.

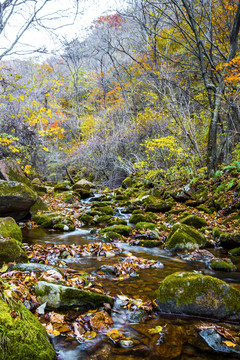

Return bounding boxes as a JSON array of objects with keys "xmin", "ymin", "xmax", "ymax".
[
  {"xmin": 0, "ymin": 293, "xmax": 55, "ymax": 360},
  {"xmin": 0, "ymin": 217, "xmax": 22, "ymax": 243},
  {"xmin": 34, "ymin": 281, "xmax": 114, "ymax": 310},
  {"xmin": 180, "ymin": 214, "xmax": 207, "ymax": 228},
  {"xmin": 0, "ymin": 180, "xmax": 38, "ymax": 220},
  {"xmin": 0, "ymin": 238, "xmax": 28, "ymax": 265},
  {"xmin": 165, "ymin": 223, "xmax": 206, "ymax": 251},
  {"xmin": 145, "ymin": 201, "xmax": 173, "ymax": 213},
  {"xmin": 156, "ymin": 272, "xmax": 240, "ymax": 321},
  {"xmin": 72, "ymin": 179, "xmax": 95, "ymax": 191},
  {"xmin": 0, "ymin": 158, "xmax": 48, "ymax": 216},
  {"xmin": 32, "ymin": 212, "xmax": 75, "ymax": 231},
  {"xmin": 213, "ymin": 227, "xmax": 240, "ymax": 248}
]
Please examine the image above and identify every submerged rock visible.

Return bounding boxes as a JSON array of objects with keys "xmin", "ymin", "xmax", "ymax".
[
  {"xmin": 34, "ymin": 281, "xmax": 114, "ymax": 310},
  {"xmin": 165, "ymin": 223, "xmax": 206, "ymax": 251},
  {"xmin": 0, "ymin": 293, "xmax": 55, "ymax": 360},
  {"xmin": 156, "ymin": 272, "xmax": 240, "ymax": 321}
]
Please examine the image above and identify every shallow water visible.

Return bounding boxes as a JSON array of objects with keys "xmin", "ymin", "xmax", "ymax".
[{"xmin": 22, "ymin": 225, "xmax": 240, "ymax": 360}]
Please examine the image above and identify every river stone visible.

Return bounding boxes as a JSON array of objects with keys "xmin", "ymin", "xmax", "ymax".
[
  {"xmin": 12, "ymin": 263, "xmax": 63, "ymax": 276},
  {"xmin": 213, "ymin": 228, "xmax": 240, "ymax": 248},
  {"xmin": 0, "ymin": 180, "xmax": 38, "ymax": 220},
  {"xmin": 0, "ymin": 217, "xmax": 22, "ymax": 243},
  {"xmin": 34, "ymin": 281, "xmax": 114, "ymax": 310},
  {"xmin": 145, "ymin": 201, "xmax": 172, "ymax": 213},
  {"xmin": 180, "ymin": 215, "xmax": 207, "ymax": 228},
  {"xmin": 209, "ymin": 258, "xmax": 237, "ymax": 272},
  {"xmin": 165, "ymin": 223, "xmax": 206, "ymax": 251},
  {"xmin": 72, "ymin": 179, "xmax": 95, "ymax": 191},
  {"xmin": 0, "ymin": 293, "xmax": 55, "ymax": 360},
  {"xmin": 0, "ymin": 238, "xmax": 28, "ymax": 265},
  {"xmin": 156, "ymin": 271, "xmax": 240, "ymax": 321},
  {"xmin": 32, "ymin": 212, "xmax": 75, "ymax": 231},
  {"xmin": 0, "ymin": 159, "xmax": 48, "ymax": 216},
  {"xmin": 199, "ymin": 328, "xmax": 240, "ymax": 354}
]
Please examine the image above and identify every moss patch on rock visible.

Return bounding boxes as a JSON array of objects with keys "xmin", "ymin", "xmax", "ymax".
[
  {"xmin": 0, "ymin": 217, "xmax": 22, "ymax": 243},
  {"xmin": 0, "ymin": 238, "xmax": 28, "ymax": 265},
  {"xmin": 210, "ymin": 258, "xmax": 237, "ymax": 272},
  {"xmin": 180, "ymin": 215, "xmax": 207, "ymax": 228},
  {"xmin": 32, "ymin": 212, "xmax": 75, "ymax": 231},
  {"xmin": 34, "ymin": 281, "xmax": 114, "ymax": 310},
  {"xmin": 165, "ymin": 223, "xmax": 206, "ymax": 251},
  {"xmin": 156, "ymin": 271, "xmax": 240, "ymax": 321},
  {"xmin": 145, "ymin": 201, "xmax": 173, "ymax": 213},
  {"xmin": 99, "ymin": 225, "xmax": 132, "ymax": 237},
  {"xmin": 229, "ymin": 247, "xmax": 240, "ymax": 256},
  {"xmin": 0, "ymin": 293, "xmax": 55, "ymax": 360},
  {"xmin": 135, "ymin": 222, "xmax": 157, "ymax": 231}
]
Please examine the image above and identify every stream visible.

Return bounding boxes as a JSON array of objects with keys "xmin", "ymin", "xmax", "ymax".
[{"xmin": 22, "ymin": 207, "xmax": 240, "ymax": 360}]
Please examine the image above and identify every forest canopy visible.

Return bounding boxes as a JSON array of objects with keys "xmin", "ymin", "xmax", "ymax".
[{"xmin": 1, "ymin": 0, "xmax": 240, "ymax": 186}]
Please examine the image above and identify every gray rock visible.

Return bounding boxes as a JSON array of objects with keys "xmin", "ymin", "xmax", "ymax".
[
  {"xmin": 0, "ymin": 180, "xmax": 37, "ymax": 220},
  {"xmin": 34, "ymin": 281, "xmax": 114, "ymax": 310}
]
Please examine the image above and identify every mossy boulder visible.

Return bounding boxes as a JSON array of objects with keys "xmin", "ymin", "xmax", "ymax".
[
  {"xmin": 32, "ymin": 212, "xmax": 75, "ymax": 231},
  {"xmin": 34, "ymin": 281, "xmax": 114, "ymax": 310},
  {"xmin": 99, "ymin": 225, "xmax": 132, "ymax": 237},
  {"xmin": 74, "ymin": 188, "xmax": 92, "ymax": 199},
  {"xmin": 78, "ymin": 213, "xmax": 94, "ymax": 225},
  {"xmin": 213, "ymin": 228, "xmax": 240, "ymax": 248},
  {"xmin": 122, "ymin": 176, "xmax": 133, "ymax": 189},
  {"xmin": 32, "ymin": 184, "xmax": 48, "ymax": 195},
  {"xmin": 0, "ymin": 159, "xmax": 48, "ymax": 217},
  {"xmin": 101, "ymin": 231, "xmax": 122, "ymax": 241},
  {"xmin": 135, "ymin": 222, "xmax": 157, "ymax": 231},
  {"xmin": 72, "ymin": 179, "xmax": 95, "ymax": 191},
  {"xmin": 129, "ymin": 213, "xmax": 152, "ymax": 224},
  {"xmin": 61, "ymin": 191, "xmax": 74, "ymax": 204},
  {"xmin": 0, "ymin": 293, "xmax": 55, "ymax": 360},
  {"xmin": 96, "ymin": 206, "xmax": 114, "ymax": 216},
  {"xmin": 0, "ymin": 180, "xmax": 38, "ymax": 221},
  {"xmin": 156, "ymin": 271, "xmax": 240, "ymax": 321},
  {"xmin": 0, "ymin": 238, "xmax": 28, "ymax": 265},
  {"xmin": 165, "ymin": 223, "xmax": 206, "ymax": 251},
  {"xmin": 138, "ymin": 240, "xmax": 162, "ymax": 248},
  {"xmin": 0, "ymin": 217, "xmax": 22, "ymax": 243},
  {"xmin": 95, "ymin": 215, "xmax": 113, "ymax": 224},
  {"xmin": 180, "ymin": 215, "xmax": 207, "ymax": 228},
  {"xmin": 109, "ymin": 219, "xmax": 127, "ymax": 226},
  {"xmin": 210, "ymin": 258, "xmax": 237, "ymax": 272},
  {"xmin": 229, "ymin": 247, "xmax": 240, "ymax": 256},
  {"xmin": 145, "ymin": 201, "xmax": 173, "ymax": 213},
  {"xmin": 54, "ymin": 182, "xmax": 71, "ymax": 193}
]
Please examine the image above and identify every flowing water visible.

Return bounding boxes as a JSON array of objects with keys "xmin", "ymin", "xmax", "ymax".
[{"xmin": 22, "ymin": 215, "xmax": 240, "ymax": 360}]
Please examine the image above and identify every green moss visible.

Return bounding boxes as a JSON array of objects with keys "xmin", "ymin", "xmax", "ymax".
[
  {"xmin": 97, "ymin": 206, "xmax": 114, "ymax": 216},
  {"xmin": 210, "ymin": 258, "xmax": 237, "ymax": 272},
  {"xmin": 109, "ymin": 219, "xmax": 127, "ymax": 225},
  {"xmin": 135, "ymin": 222, "xmax": 156, "ymax": 230},
  {"xmin": 197, "ymin": 204, "xmax": 212, "ymax": 214},
  {"xmin": 166, "ymin": 223, "xmax": 206, "ymax": 251},
  {"xmin": 132, "ymin": 209, "xmax": 142, "ymax": 214},
  {"xmin": 78, "ymin": 214, "xmax": 94, "ymax": 225},
  {"xmin": 32, "ymin": 212, "xmax": 74, "ymax": 230},
  {"xmin": 129, "ymin": 213, "xmax": 152, "ymax": 224},
  {"xmin": 138, "ymin": 240, "xmax": 162, "ymax": 248},
  {"xmin": 60, "ymin": 287, "xmax": 114, "ymax": 309},
  {"xmin": 95, "ymin": 215, "xmax": 113, "ymax": 224},
  {"xmin": 0, "ymin": 217, "xmax": 22, "ymax": 243},
  {"xmin": 181, "ymin": 215, "xmax": 207, "ymax": 228},
  {"xmin": 30, "ymin": 196, "xmax": 48, "ymax": 215},
  {"xmin": 229, "ymin": 247, "xmax": 240, "ymax": 256},
  {"xmin": 54, "ymin": 182, "xmax": 71, "ymax": 192},
  {"xmin": 99, "ymin": 225, "xmax": 132, "ymax": 237},
  {"xmin": 145, "ymin": 201, "xmax": 172, "ymax": 213},
  {"xmin": 101, "ymin": 231, "xmax": 122, "ymax": 241},
  {"xmin": 0, "ymin": 295, "xmax": 55, "ymax": 360},
  {"xmin": 0, "ymin": 238, "xmax": 28, "ymax": 265},
  {"xmin": 156, "ymin": 271, "xmax": 240, "ymax": 320},
  {"xmin": 53, "ymin": 223, "xmax": 75, "ymax": 231}
]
